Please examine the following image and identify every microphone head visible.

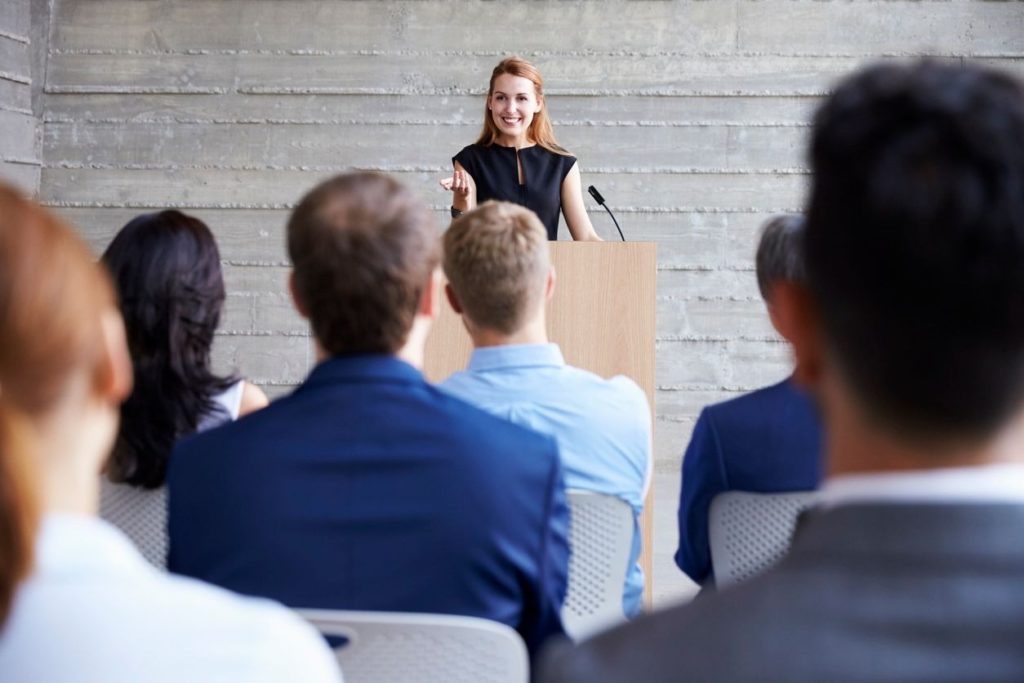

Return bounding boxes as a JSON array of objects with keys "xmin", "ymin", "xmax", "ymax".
[{"xmin": 587, "ymin": 185, "xmax": 606, "ymax": 205}]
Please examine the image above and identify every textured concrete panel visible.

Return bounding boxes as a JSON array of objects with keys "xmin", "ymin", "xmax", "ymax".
[
  {"xmin": 739, "ymin": 1, "xmax": 1024, "ymax": 56},
  {"xmin": 53, "ymin": 0, "xmax": 737, "ymax": 53},
  {"xmin": 0, "ymin": 109, "xmax": 39, "ymax": 161},
  {"xmin": 0, "ymin": 35, "xmax": 30, "ymax": 81},
  {"xmin": 0, "ymin": 1, "xmax": 30, "ymax": 39}
]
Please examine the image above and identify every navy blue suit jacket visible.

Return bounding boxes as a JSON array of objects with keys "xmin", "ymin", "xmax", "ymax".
[
  {"xmin": 675, "ymin": 377, "xmax": 822, "ymax": 585},
  {"xmin": 168, "ymin": 355, "xmax": 570, "ymax": 655}
]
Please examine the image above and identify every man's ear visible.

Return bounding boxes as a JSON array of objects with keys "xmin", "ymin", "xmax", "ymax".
[
  {"xmin": 418, "ymin": 269, "xmax": 442, "ymax": 319},
  {"xmin": 772, "ymin": 281, "xmax": 823, "ymax": 391},
  {"xmin": 545, "ymin": 266, "xmax": 557, "ymax": 301},
  {"xmin": 289, "ymin": 271, "xmax": 309, "ymax": 319},
  {"xmin": 445, "ymin": 282, "xmax": 464, "ymax": 314},
  {"xmin": 95, "ymin": 309, "xmax": 133, "ymax": 403}
]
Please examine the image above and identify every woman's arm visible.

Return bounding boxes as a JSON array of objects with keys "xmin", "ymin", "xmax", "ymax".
[
  {"xmin": 239, "ymin": 380, "xmax": 269, "ymax": 416},
  {"xmin": 560, "ymin": 161, "xmax": 603, "ymax": 241},
  {"xmin": 439, "ymin": 161, "xmax": 477, "ymax": 213}
]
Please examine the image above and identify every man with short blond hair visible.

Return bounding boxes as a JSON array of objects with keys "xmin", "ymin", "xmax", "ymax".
[{"xmin": 442, "ymin": 201, "xmax": 652, "ymax": 617}]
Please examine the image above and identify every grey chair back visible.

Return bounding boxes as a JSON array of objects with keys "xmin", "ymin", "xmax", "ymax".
[
  {"xmin": 709, "ymin": 490, "xmax": 818, "ymax": 588},
  {"xmin": 298, "ymin": 609, "xmax": 528, "ymax": 683},
  {"xmin": 562, "ymin": 490, "xmax": 634, "ymax": 640},
  {"xmin": 99, "ymin": 478, "xmax": 168, "ymax": 569}
]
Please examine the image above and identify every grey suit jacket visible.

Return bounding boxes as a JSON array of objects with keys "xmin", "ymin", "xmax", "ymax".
[{"xmin": 540, "ymin": 503, "xmax": 1024, "ymax": 683}]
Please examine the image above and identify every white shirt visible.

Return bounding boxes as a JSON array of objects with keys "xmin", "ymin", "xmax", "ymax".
[
  {"xmin": 0, "ymin": 514, "xmax": 342, "ymax": 683},
  {"xmin": 822, "ymin": 462, "xmax": 1024, "ymax": 507}
]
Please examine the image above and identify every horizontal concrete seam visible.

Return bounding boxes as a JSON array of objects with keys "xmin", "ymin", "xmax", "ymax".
[
  {"xmin": 47, "ymin": 48, "xmax": 1024, "ymax": 59},
  {"xmin": 1, "ymin": 157, "xmax": 43, "ymax": 167},
  {"xmin": 40, "ymin": 201, "xmax": 800, "ymax": 213},
  {"xmin": 657, "ymin": 295, "xmax": 762, "ymax": 302},
  {"xmin": 45, "ymin": 85, "xmax": 226, "ymax": 94},
  {"xmin": 216, "ymin": 330, "xmax": 309, "ymax": 337},
  {"xmin": 658, "ymin": 334, "xmax": 784, "ymax": 342},
  {"xmin": 224, "ymin": 260, "xmax": 291, "ymax": 267},
  {"xmin": 0, "ymin": 71, "xmax": 30, "ymax": 86},
  {"xmin": 0, "ymin": 103, "xmax": 32, "ymax": 116},
  {"xmin": 0, "ymin": 30, "xmax": 30, "ymax": 45},
  {"xmin": 659, "ymin": 265, "xmax": 757, "ymax": 272},
  {"xmin": 658, "ymin": 384, "xmax": 757, "ymax": 393},
  {"xmin": 45, "ymin": 161, "xmax": 811, "ymax": 175},
  {"xmin": 656, "ymin": 337, "xmax": 787, "ymax": 345},
  {"xmin": 42, "ymin": 116, "xmax": 813, "ymax": 127}
]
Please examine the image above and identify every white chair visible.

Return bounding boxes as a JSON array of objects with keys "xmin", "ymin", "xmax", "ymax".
[
  {"xmin": 297, "ymin": 609, "xmax": 528, "ymax": 683},
  {"xmin": 562, "ymin": 490, "xmax": 634, "ymax": 640},
  {"xmin": 98, "ymin": 477, "xmax": 168, "ymax": 569},
  {"xmin": 708, "ymin": 490, "xmax": 819, "ymax": 589}
]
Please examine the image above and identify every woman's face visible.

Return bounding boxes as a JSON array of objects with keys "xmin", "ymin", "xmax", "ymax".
[{"xmin": 488, "ymin": 73, "xmax": 542, "ymax": 144}]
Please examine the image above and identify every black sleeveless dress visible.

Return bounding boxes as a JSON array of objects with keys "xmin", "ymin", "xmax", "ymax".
[{"xmin": 453, "ymin": 143, "xmax": 578, "ymax": 240}]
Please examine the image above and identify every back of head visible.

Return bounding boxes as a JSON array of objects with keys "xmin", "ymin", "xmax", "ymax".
[
  {"xmin": 806, "ymin": 60, "xmax": 1024, "ymax": 441},
  {"xmin": 0, "ymin": 184, "xmax": 115, "ymax": 624},
  {"xmin": 288, "ymin": 172, "xmax": 439, "ymax": 355},
  {"xmin": 101, "ymin": 210, "xmax": 232, "ymax": 489},
  {"xmin": 444, "ymin": 201, "xmax": 550, "ymax": 335},
  {"xmin": 755, "ymin": 214, "xmax": 807, "ymax": 302}
]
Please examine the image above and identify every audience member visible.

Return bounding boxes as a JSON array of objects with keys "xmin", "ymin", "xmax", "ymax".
[
  {"xmin": 99, "ymin": 210, "xmax": 267, "ymax": 567},
  {"xmin": 0, "ymin": 184, "xmax": 340, "ymax": 682},
  {"xmin": 441, "ymin": 201, "xmax": 651, "ymax": 617},
  {"xmin": 168, "ymin": 173, "xmax": 570, "ymax": 657},
  {"xmin": 541, "ymin": 60, "xmax": 1024, "ymax": 682},
  {"xmin": 675, "ymin": 214, "xmax": 822, "ymax": 586}
]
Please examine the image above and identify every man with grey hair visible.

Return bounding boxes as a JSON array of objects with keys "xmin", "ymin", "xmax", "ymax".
[
  {"xmin": 441, "ymin": 200, "xmax": 652, "ymax": 618},
  {"xmin": 674, "ymin": 214, "xmax": 823, "ymax": 587}
]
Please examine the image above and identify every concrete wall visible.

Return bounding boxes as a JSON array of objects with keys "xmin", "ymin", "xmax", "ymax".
[
  {"xmin": 35, "ymin": 0, "xmax": 1024, "ymax": 606},
  {"xmin": 0, "ymin": 0, "xmax": 43, "ymax": 193}
]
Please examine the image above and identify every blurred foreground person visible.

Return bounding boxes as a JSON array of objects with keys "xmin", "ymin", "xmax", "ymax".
[
  {"xmin": 542, "ymin": 60, "xmax": 1024, "ymax": 682},
  {"xmin": 0, "ymin": 185, "xmax": 340, "ymax": 683}
]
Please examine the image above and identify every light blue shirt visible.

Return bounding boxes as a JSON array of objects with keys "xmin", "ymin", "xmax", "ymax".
[{"xmin": 442, "ymin": 343, "xmax": 651, "ymax": 616}]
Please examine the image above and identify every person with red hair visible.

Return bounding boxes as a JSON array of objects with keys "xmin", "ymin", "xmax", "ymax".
[
  {"xmin": 0, "ymin": 184, "xmax": 340, "ymax": 683},
  {"xmin": 443, "ymin": 56, "xmax": 602, "ymax": 241}
]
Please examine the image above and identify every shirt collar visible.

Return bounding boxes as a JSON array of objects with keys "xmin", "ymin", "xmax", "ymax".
[
  {"xmin": 821, "ymin": 462, "xmax": 1024, "ymax": 507},
  {"xmin": 299, "ymin": 354, "xmax": 424, "ymax": 391},
  {"xmin": 35, "ymin": 513, "xmax": 149, "ymax": 578},
  {"xmin": 466, "ymin": 343, "xmax": 565, "ymax": 372}
]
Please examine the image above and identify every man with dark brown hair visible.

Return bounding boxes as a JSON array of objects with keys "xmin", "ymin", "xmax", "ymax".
[{"xmin": 168, "ymin": 172, "xmax": 570, "ymax": 657}]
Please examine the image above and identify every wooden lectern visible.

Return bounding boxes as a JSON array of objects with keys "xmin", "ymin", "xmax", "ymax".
[{"xmin": 424, "ymin": 242, "xmax": 657, "ymax": 608}]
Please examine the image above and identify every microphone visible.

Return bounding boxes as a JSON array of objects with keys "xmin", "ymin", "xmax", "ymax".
[{"xmin": 587, "ymin": 185, "xmax": 626, "ymax": 242}]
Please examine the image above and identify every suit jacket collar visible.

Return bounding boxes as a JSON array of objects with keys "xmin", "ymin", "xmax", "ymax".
[
  {"xmin": 297, "ymin": 354, "xmax": 424, "ymax": 392},
  {"xmin": 791, "ymin": 502, "xmax": 1024, "ymax": 564}
]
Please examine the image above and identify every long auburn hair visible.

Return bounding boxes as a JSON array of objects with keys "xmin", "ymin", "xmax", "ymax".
[
  {"xmin": 0, "ymin": 183, "xmax": 116, "ymax": 626},
  {"xmin": 102, "ymin": 211, "xmax": 236, "ymax": 490},
  {"xmin": 475, "ymin": 57, "xmax": 571, "ymax": 156}
]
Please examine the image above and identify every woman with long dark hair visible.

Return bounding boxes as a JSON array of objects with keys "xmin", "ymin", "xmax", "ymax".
[
  {"xmin": 442, "ymin": 56, "xmax": 602, "ymax": 241},
  {"xmin": 99, "ymin": 210, "xmax": 266, "ymax": 565}
]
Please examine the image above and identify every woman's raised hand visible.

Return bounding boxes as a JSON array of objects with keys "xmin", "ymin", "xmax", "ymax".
[{"xmin": 439, "ymin": 169, "xmax": 471, "ymax": 197}]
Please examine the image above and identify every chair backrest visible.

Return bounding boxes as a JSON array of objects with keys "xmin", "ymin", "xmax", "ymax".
[
  {"xmin": 98, "ymin": 478, "xmax": 167, "ymax": 569},
  {"xmin": 709, "ymin": 490, "xmax": 818, "ymax": 589},
  {"xmin": 562, "ymin": 490, "xmax": 634, "ymax": 640},
  {"xmin": 297, "ymin": 609, "xmax": 528, "ymax": 683}
]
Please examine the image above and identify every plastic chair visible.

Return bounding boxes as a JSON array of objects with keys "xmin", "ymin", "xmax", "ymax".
[
  {"xmin": 98, "ymin": 478, "xmax": 168, "ymax": 569},
  {"xmin": 708, "ymin": 490, "xmax": 818, "ymax": 588},
  {"xmin": 297, "ymin": 609, "xmax": 528, "ymax": 683},
  {"xmin": 562, "ymin": 490, "xmax": 634, "ymax": 640}
]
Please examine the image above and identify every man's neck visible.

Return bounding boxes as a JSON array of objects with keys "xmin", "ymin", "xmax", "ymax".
[
  {"xmin": 470, "ymin": 319, "xmax": 548, "ymax": 349},
  {"xmin": 826, "ymin": 389, "xmax": 1024, "ymax": 478}
]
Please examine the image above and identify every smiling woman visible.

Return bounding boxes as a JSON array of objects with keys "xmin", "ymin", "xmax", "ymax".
[{"xmin": 441, "ymin": 57, "xmax": 602, "ymax": 241}]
